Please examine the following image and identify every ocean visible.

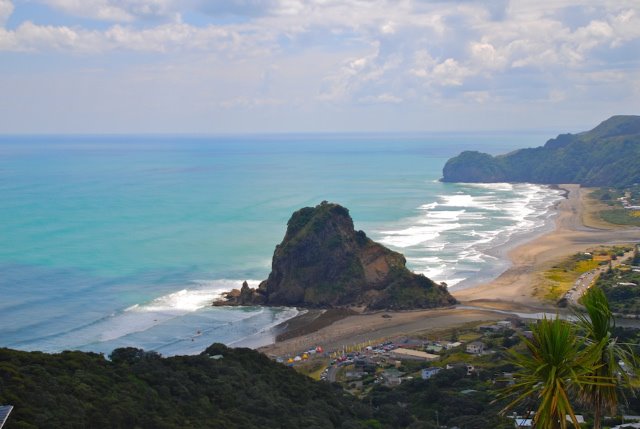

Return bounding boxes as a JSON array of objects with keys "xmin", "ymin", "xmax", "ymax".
[{"xmin": 0, "ymin": 133, "xmax": 563, "ymax": 356}]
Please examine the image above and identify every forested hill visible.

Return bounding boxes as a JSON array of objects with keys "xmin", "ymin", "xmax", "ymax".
[
  {"xmin": 442, "ymin": 115, "xmax": 640, "ymax": 186},
  {"xmin": 0, "ymin": 344, "xmax": 368, "ymax": 428}
]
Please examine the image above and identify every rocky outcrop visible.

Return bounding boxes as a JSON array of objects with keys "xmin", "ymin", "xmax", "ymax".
[{"xmin": 216, "ymin": 201, "xmax": 457, "ymax": 310}]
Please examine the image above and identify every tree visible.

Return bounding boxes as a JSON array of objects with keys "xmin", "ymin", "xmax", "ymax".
[
  {"xmin": 575, "ymin": 286, "xmax": 637, "ymax": 429},
  {"xmin": 499, "ymin": 317, "xmax": 608, "ymax": 429}
]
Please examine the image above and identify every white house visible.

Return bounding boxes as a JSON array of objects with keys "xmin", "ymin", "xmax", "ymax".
[{"xmin": 421, "ymin": 367, "xmax": 442, "ymax": 380}]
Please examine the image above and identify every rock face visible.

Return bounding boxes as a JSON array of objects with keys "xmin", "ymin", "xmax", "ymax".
[
  {"xmin": 218, "ymin": 201, "xmax": 457, "ymax": 310},
  {"xmin": 442, "ymin": 115, "xmax": 640, "ymax": 187}
]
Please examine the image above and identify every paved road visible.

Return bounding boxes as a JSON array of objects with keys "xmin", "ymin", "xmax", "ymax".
[
  {"xmin": 326, "ymin": 365, "xmax": 338, "ymax": 383},
  {"xmin": 565, "ymin": 249, "xmax": 636, "ymax": 306}
]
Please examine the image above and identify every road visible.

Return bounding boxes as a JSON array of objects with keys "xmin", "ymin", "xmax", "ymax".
[{"xmin": 565, "ymin": 249, "xmax": 636, "ymax": 306}]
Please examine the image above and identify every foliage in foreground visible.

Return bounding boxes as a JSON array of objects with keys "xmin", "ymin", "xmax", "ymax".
[
  {"xmin": 502, "ymin": 287, "xmax": 639, "ymax": 429},
  {"xmin": 500, "ymin": 317, "xmax": 608, "ymax": 429},
  {"xmin": 0, "ymin": 344, "xmax": 369, "ymax": 429},
  {"xmin": 576, "ymin": 286, "xmax": 636, "ymax": 428}
]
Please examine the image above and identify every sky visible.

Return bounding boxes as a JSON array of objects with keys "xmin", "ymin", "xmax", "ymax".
[{"xmin": 0, "ymin": 0, "xmax": 639, "ymax": 134}]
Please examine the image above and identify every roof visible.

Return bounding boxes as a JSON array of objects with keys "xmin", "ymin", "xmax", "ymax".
[
  {"xmin": 422, "ymin": 367, "xmax": 442, "ymax": 372},
  {"xmin": 0, "ymin": 406, "xmax": 13, "ymax": 429},
  {"xmin": 382, "ymin": 368, "xmax": 404, "ymax": 378},
  {"xmin": 391, "ymin": 348, "xmax": 439, "ymax": 360},
  {"xmin": 514, "ymin": 418, "xmax": 533, "ymax": 427}
]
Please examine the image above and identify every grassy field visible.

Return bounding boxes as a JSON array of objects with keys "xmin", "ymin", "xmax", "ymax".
[
  {"xmin": 600, "ymin": 208, "xmax": 640, "ymax": 226},
  {"xmin": 539, "ymin": 245, "xmax": 633, "ymax": 301},
  {"xmin": 540, "ymin": 256, "xmax": 601, "ymax": 301},
  {"xmin": 589, "ymin": 187, "xmax": 640, "ymax": 227}
]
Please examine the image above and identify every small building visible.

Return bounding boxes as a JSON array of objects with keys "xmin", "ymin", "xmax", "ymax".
[
  {"xmin": 446, "ymin": 362, "xmax": 475, "ymax": 376},
  {"xmin": 497, "ymin": 320, "xmax": 512, "ymax": 329},
  {"xmin": 566, "ymin": 415, "xmax": 585, "ymax": 424},
  {"xmin": 421, "ymin": 367, "xmax": 442, "ymax": 380},
  {"xmin": 514, "ymin": 418, "xmax": 533, "ymax": 428},
  {"xmin": 466, "ymin": 341, "xmax": 485, "ymax": 355},
  {"xmin": 390, "ymin": 348, "xmax": 439, "ymax": 361},
  {"xmin": 425, "ymin": 344, "xmax": 443, "ymax": 354},
  {"xmin": 0, "ymin": 406, "xmax": 13, "ymax": 429},
  {"xmin": 445, "ymin": 341, "xmax": 462, "ymax": 350},
  {"xmin": 381, "ymin": 369, "xmax": 404, "ymax": 386}
]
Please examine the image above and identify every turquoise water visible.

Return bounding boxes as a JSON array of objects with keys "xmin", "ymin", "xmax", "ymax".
[{"xmin": 0, "ymin": 134, "xmax": 560, "ymax": 355}]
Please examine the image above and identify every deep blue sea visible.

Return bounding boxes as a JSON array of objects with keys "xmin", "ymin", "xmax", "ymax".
[{"xmin": 0, "ymin": 134, "xmax": 563, "ymax": 356}]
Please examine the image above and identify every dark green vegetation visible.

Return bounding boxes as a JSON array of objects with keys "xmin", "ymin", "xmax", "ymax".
[
  {"xmin": 219, "ymin": 201, "xmax": 456, "ymax": 310},
  {"xmin": 2, "ymin": 315, "xmax": 639, "ymax": 429},
  {"xmin": 590, "ymin": 186, "xmax": 640, "ymax": 226},
  {"xmin": 442, "ymin": 115, "xmax": 640, "ymax": 186},
  {"xmin": 0, "ymin": 344, "xmax": 370, "ymax": 429},
  {"xmin": 0, "ymin": 343, "xmax": 521, "ymax": 429},
  {"xmin": 366, "ymin": 367, "xmax": 514, "ymax": 429}
]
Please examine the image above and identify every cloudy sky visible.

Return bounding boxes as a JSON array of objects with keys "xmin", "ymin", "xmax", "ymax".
[{"xmin": 0, "ymin": 0, "xmax": 638, "ymax": 133}]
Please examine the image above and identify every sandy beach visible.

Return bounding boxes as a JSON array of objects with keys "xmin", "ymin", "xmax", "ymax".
[
  {"xmin": 259, "ymin": 185, "xmax": 640, "ymax": 357},
  {"xmin": 453, "ymin": 185, "xmax": 640, "ymax": 308}
]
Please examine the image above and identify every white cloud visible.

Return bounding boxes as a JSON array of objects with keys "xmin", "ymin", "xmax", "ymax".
[
  {"xmin": 0, "ymin": 0, "xmax": 13, "ymax": 26},
  {"xmin": 470, "ymin": 42, "xmax": 507, "ymax": 71},
  {"xmin": 39, "ymin": 0, "xmax": 181, "ymax": 22},
  {"xmin": 1, "ymin": 0, "xmax": 640, "ymax": 132},
  {"xmin": 359, "ymin": 93, "xmax": 403, "ymax": 104}
]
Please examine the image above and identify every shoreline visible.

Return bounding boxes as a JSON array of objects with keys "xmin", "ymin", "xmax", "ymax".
[
  {"xmin": 450, "ymin": 184, "xmax": 565, "ymax": 292},
  {"xmin": 257, "ymin": 185, "xmax": 640, "ymax": 357},
  {"xmin": 453, "ymin": 184, "xmax": 640, "ymax": 308}
]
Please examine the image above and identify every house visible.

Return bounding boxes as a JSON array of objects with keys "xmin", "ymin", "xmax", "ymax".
[
  {"xmin": 566, "ymin": 415, "xmax": 585, "ymax": 424},
  {"xmin": 421, "ymin": 367, "xmax": 442, "ymax": 380},
  {"xmin": 389, "ymin": 348, "xmax": 439, "ymax": 361},
  {"xmin": 466, "ymin": 341, "xmax": 485, "ymax": 354},
  {"xmin": 381, "ymin": 369, "xmax": 404, "ymax": 386},
  {"xmin": 497, "ymin": 320, "xmax": 512, "ymax": 329},
  {"xmin": 425, "ymin": 344, "xmax": 443, "ymax": 354},
  {"xmin": 514, "ymin": 418, "xmax": 533, "ymax": 428},
  {"xmin": 354, "ymin": 358, "xmax": 376, "ymax": 374},
  {"xmin": 0, "ymin": 406, "xmax": 13, "ymax": 429},
  {"xmin": 445, "ymin": 341, "xmax": 462, "ymax": 350},
  {"xmin": 446, "ymin": 362, "xmax": 475, "ymax": 376}
]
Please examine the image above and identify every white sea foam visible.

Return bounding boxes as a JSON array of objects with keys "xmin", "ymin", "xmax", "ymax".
[
  {"xmin": 374, "ymin": 183, "xmax": 564, "ymax": 290},
  {"xmin": 91, "ymin": 279, "xmax": 263, "ymax": 343}
]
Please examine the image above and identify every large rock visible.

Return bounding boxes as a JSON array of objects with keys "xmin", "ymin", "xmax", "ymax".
[{"xmin": 218, "ymin": 201, "xmax": 457, "ymax": 310}]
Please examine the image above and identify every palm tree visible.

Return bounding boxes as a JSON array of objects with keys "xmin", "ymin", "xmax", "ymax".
[
  {"xmin": 499, "ymin": 316, "xmax": 609, "ymax": 429},
  {"xmin": 575, "ymin": 286, "xmax": 636, "ymax": 428}
]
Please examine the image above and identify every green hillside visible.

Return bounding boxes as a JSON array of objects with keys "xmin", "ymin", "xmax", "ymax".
[
  {"xmin": 0, "ymin": 344, "xmax": 368, "ymax": 428},
  {"xmin": 442, "ymin": 115, "xmax": 640, "ymax": 186}
]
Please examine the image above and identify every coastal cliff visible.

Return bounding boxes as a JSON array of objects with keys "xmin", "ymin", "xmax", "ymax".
[
  {"xmin": 442, "ymin": 115, "xmax": 640, "ymax": 186},
  {"xmin": 217, "ymin": 201, "xmax": 456, "ymax": 310}
]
